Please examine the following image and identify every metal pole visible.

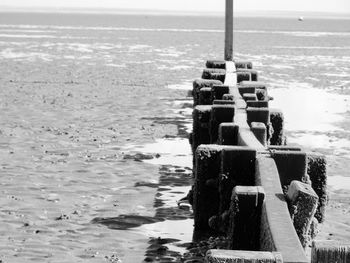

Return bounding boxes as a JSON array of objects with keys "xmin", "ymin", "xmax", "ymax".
[{"xmin": 224, "ymin": 0, "xmax": 234, "ymax": 61}]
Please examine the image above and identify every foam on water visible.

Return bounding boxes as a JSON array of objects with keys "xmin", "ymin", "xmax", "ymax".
[
  {"xmin": 125, "ymin": 138, "xmax": 192, "ymax": 168},
  {"xmin": 128, "ymin": 44, "xmax": 152, "ymax": 50},
  {"xmin": 0, "ymin": 33, "xmax": 56, "ymax": 38},
  {"xmin": 167, "ymin": 83, "xmax": 192, "ymax": 90},
  {"xmin": 0, "ymin": 48, "xmax": 53, "ymax": 61},
  {"xmin": 0, "ymin": 24, "xmax": 224, "ymax": 33},
  {"xmin": 287, "ymin": 133, "xmax": 350, "ymax": 149},
  {"xmin": 0, "ymin": 29, "xmax": 57, "ymax": 33},
  {"xmin": 236, "ymin": 30, "xmax": 350, "ymax": 37},
  {"xmin": 156, "ymin": 186, "xmax": 191, "ymax": 208},
  {"xmin": 323, "ymin": 72, "xmax": 350, "ymax": 78},
  {"xmin": 270, "ymin": 86, "xmax": 350, "ymax": 132},
  {"xmin": 169, "ymin": 65, "xmax": 192, "ymax": 70},
  {"xmin": 134, "ymin": 219, "xmax": 193, "ymax": 243},
  {"xmin": 106, "ymin": 63, "xmax": 126, "ymax": 68},
  {"xmin": 270, "ymin": 64, "xmax": 295, "ymax": 70},
  {"xmin": 328, "ymin": 176, "xmax": 350, "ymax": 191},
  {"xmin": 274, "ymin": 46, "xmax": 350, "ymax": 50}
]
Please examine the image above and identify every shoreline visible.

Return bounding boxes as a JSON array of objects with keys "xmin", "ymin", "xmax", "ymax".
[{"xmin": 0, "ymin": 8, "xmax": 349, "ymax": 20}]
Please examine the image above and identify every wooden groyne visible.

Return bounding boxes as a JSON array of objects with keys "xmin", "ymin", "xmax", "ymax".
[
  {"xmin": 188, "ymin": 59, "xmax": 330, "ymax": 263},
  {"xmin": 180, "ymin": 1, "xmax": 350, "ymax": 262}
]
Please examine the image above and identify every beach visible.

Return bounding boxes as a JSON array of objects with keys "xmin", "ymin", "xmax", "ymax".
[{"xmin": 0, "ymin": 12, "xmax": 349, "ymax": 262}]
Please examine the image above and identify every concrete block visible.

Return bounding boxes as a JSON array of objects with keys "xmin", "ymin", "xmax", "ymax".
[
  {"xmin": 307, "ymin": 154, "xmax": 327, "ymax": 223},
  {"xmin": 246, "ymin": 100, "xmax": 269, "ymax": 108},
  {"xmin": 218, "ymin": 123, "xmax": 239, "ymax": 146},
  {"xmin": 239, "ymin": 82, "xmax": 267, "ymax": 100},
  {"xmin": 269, "ymin": 109, "xmax": 285, "ymax": 145},
  {"xmin": 237, "ymin": 71, "xmax": 251, "ymax": 83},
  {"xmin": 210, "ymin": 72, "xmax": 226, "ymax": 82},
  {"xmin": 243, "ymin": 93, "xmax": 257, "ymax": 102},
  {"xmin": 210, "ymin": 105, "xmax": 235, "ymax": 143},
  {"xmin": 247, "ymin": 107, "xmax": 270, "ymax": 126},
  {"xmin": 287, "ymin": 180, "xmax": 319, "ymax": 248},
  {"xmin": 192, "ymin": 105, "xmax": 212, "ymax": 153},
  {"xmin": 205, "ymin": 250, "xmax": 282, "ymax": 263},
  {"xmin": 206, "ymin": 60, "xmax": 226, "ymax": 69},
  {"xmin": 311, "ymin": 240, "xmax": 350, "ymax": 263},
  {"xmin": 238, "ymin": 86, "xmax": 256, "ymax": 95},
  {"xmin": 237, "ymin": 69, "xmax": 258, "ymax": 81},
  {"xmin": 222, "ymin": 94, "xmax": 235, "ymax": 101},
  {"xmin": 269, "ymin": 146, "xmax": 302, "ymax": 152},
  {"xmin": 272, "ymin": 151, "xmax": 308, "ymax": 186},
  {"xmin": 251, "ymin": 71, "xmax": 258, "ymax": 82},
  {"xmin": 251, "ymin": 122, "xmax": 267, "ymax": 146},
  {"xmin": 213, "ymin": 99, "xmax": 235, "ymax": 105},
  {"xmin": 256, "ymin": 88, "xmax": 268, "ymax": 101},
  {"xmin": 235, "ymin": 60, "xmax": 253, "ymax": 69},
  {"xmin": 205, "ymin": 60, "xmax": 226, "ymax": 69},
  {"xmin": 220, "ymin": 147, "xmax": 256, "ymax": 214},
  {"xmin": 212, "ymin": 85, "xmax": 230, "ymax": 101},
  {"xmin": 193, "ymin": 79, "xmax": 223, "ymax": 106},
  {"xmin": 239, "ymin": 81, "xmax": 267, "ymax": 90},
  {"xmin": 202, "ymin": 68, "xmax": 226, "ymax": 79},
  {"xmin": 199, "ymin": 87, "xmax": 213, "ymax": 105},
  {"xmin": 193, "ymin": 145, "xmax": 224, "ymax": 230},
  {"xmin": 228, "ymin": 186, "xmax": 265, "ymax": 250}
]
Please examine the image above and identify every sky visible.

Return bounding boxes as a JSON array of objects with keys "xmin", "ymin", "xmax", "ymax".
[{"xmin": 1, "ymin": 0, "xmax": 350, "ymax": 14}]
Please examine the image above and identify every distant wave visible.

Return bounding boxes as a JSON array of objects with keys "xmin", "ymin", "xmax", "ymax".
[
  {"xmin": 0, "ymin": 48, "xmax": 53, "ymax": 60},
  {"xmin": 0, "ymin": 24, "xmax": 223, "ymax": 33},
  {"xmin": 0, "ymin": 33, "xmax": 90, "ymax": 39},
  {"xmin": 0, "ymin": 34, "xmax": 56, "ymax": 38},
  {"xmin": 1, "ymin": 24, "xmax": 350, "ymax": 37},
  {"xmin": 274, "ymin": 46, "xmax": 350, "ymax": 50},
  {"xmin": 237, "ymin": 29, "xmax": 350, "ymax": 37},
  {"xmin": 0, "ymin": 29, "xmax": 57, "ymax": 33}
]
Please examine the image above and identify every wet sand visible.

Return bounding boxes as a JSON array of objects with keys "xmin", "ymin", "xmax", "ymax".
[
  {"xmin": 1, "ymin": 61, "xmax": 349, "ymax": 262},
  {"xmin": 0, "ymin": 57, "xmax": 197, "ymax": 262},
  {"xmin": 270, "ymin": 88, "xmax": 350, "ymax": 244},
  {"xmin": 0, "ymin": 13, "xmax": 349, "ymax": 262}
]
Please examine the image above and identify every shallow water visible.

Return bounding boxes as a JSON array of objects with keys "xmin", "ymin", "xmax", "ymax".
[{"xmin": 0, "ymin": 12, "xmax": 349, "ymax": 262}]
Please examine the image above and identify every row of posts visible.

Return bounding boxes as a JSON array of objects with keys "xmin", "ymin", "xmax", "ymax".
[{"xmin": 184, "ymin": 58, "xmax": 349, "ymax": 263}]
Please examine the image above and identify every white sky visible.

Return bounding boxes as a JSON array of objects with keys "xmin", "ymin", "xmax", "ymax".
[{"xmin": 1, "ymin": 0, "xmax": 350, "ymax": 14}]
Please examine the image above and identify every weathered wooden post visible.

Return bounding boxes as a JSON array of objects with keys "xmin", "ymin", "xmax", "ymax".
[
  {"xmin": 225, "ymin": 0, "xmax": 234, "ymax": 61},
  {"xmin": 311, "ymin": 241, "xmax": 350, "ymax": 263},
  {"xmin": 188, "ymin": 1, "xmax": 328, "ymax": 261}
]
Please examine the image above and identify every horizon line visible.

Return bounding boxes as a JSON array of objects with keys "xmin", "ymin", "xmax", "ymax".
[{"xmin": 1, "ymin": 6, "xmax": 350, "ymax": 19}]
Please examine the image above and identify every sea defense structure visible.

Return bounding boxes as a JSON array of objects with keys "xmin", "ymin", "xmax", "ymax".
[{"xmin": 187, "ymin": 59, "xmax": 343, "ymax": 263}]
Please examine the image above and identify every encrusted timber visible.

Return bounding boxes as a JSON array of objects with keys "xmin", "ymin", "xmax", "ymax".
[
  {"xmin": 193, "ymin": 152, "xmax": 310, "ymax": 262},
  {"xmin": 286, "ymin": 180, "xmax": 319, "ymax": 248},
  {"xmin": 192, "ymin": 79, "xmax": 223, "ymax": 107},
  {"xmin": 192, "ymin": 63, "xmax": 283, "ymax": 151},
  {"xmin": 206, "ymin": 60, "xmax": 253, "ymax": 69},
  {"xmin": 202, "ymin": 59, "xmax": 258, "ymax": 86},
  {"xmin": 311, "ymin": 240, "xmax": 350, "ymax": 263},
  {"xmin": 192, "ymin": 61, "xmax": 330, "ymax": 263},
  {"xmin": 192, "ymin": 147, "xmax": 310, "ymax": 263},
  {"xmin": 204, "ymin": 61, "xmax": 309, "ymax": 263},
  {"xmin": 194, "ymin": 65, "xmax": 283, "ymax": 148},
  {"xmin": 193, "ymin": 145, "xmax": 257, "ymax": 232},
  {"xmin": 191, "ymin": 104, "xmax": 235, "ymax": 156},
  {"xmin": 202, "ymin": 68, "xmax": 258, "ymax": 84},
  {"xmin": 205, "ymin": 250, "xmax": 283, "ymax": 263}
]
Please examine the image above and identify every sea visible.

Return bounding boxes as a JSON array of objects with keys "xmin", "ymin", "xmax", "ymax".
[{"xmin": 0, "ymin": 11, "xmax": 349, "ymax": 263}]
